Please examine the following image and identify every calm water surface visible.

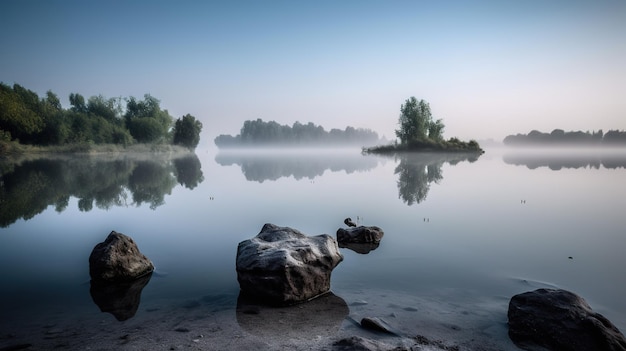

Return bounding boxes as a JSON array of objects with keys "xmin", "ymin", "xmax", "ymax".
[{"xmin": 1, "ymin": 147, "xmax": 625, "ymax": 347}]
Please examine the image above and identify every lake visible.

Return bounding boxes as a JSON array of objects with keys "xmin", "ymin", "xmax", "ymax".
[{"xmin": 1, "ymin": 147, "xmax": 625, "ymax": 350}]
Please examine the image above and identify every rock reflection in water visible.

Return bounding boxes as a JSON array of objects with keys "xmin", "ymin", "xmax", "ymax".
[
  {"xmin": 89, "ymin": 273, "xmax": 152, "ymax": 321},
  {"xmin": 236, "ymin": 292, "xmax": 349, "ymax": 340},
  {"xmin": 338, "ymin": 242, "xmax": 380, "ymax": 254}
]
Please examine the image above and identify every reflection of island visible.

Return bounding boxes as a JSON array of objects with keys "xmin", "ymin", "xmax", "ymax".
[
  {"xmin": 0, "ymin": 153, "xmax": 203, "ymax": 227},
  {"xmin": 215, "ymin": 150, "xmax": 383, "ymax": 182},
  {"xmin": 503, "ymin": 151, "xmax": 626, "ymax": 170},
  {"xmin": 236, "ymin": 292, "xmax": 348, "ymax": 340},
  {"xmin": 387, "ymin": 153, "xmax": 480, "ymax": 205},
  {"xmin": 90, "ymin": 273, "xmax": 152, "ymax": 321}
]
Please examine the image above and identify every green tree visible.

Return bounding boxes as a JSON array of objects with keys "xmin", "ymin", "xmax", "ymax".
[
  {"xmin": 395, "ymin": 97, "xmax": 435, "ymax": 144},
  {"xmin": 428, "ymin": 118, "xmax": 445, "ymax": 141},
  {"xmin": 38, "ymin": 95, "xmax": 68, "ymax": 145},
  {"xmin": 45, "ymin": 90, "xmax": 62, "ymax": 111},
  {"xmin": 172, "ymin": 114, "xmax": 202, "ymax": 149},
  {"xmin": 0, "ymin": 83, "xmax": 45, "ymax": 143},
  {"xmin": 124, "ymin": 95, "xmax": 172, "ymax": 143},
  {"xmin": 87, "ymin": 95, "xmax": 120, "ymax": 122},
  {"xmin": 69, "ymin": 93, "xmax": 87, "ymax": 113}
]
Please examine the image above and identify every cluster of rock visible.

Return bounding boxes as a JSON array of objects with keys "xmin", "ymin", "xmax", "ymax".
[
  {"xmin": 336, "ymin": 220, "xmax": 385, "ymax": 254},
  {"xmin": 235, "ymin": 223, "xmax": 344, "ymax": 305},
  {"xmin": 235, "ymin": 220, "xmax": 385, "ymax": 305},
  {"xmin": 87, "ymin": 225, "xmax": 626, "ymax": 351}
]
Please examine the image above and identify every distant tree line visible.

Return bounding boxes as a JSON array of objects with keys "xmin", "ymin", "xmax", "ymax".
[
  {"xmin": 0, "ymin": 82, "xmax": 203, "ymax": 150},
  {"xmin": 503, "ymin": 129, "xmax": 626, "ymax": 146},
  {"xmin": 214, "ymin": 118, "xmax": 381, "ymax": 148}
]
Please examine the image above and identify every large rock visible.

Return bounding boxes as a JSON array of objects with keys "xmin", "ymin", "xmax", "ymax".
[
  {"xmin": 508, "ymin": 288, "xmax": 626, "ymax": 351},
  {"xmin": 337, "ymin": 226, "xmax": 384, "ymax": 244},
  {"xmin": 89, "ymin": 231, "xmax": 154, "ymax": 282},
  {"xmin": 236, "ymin": 223, "xmax": 343, "ymax": 305}
]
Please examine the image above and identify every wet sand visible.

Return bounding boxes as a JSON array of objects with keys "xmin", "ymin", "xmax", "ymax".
[{"xmin": 0, "ymin": 288, "xmax": 522, "ymax": 351}]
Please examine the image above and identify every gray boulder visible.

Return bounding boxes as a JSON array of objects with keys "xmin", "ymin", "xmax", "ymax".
[
  {"xmin": 236, "ymin": 223, "xmax": 343, "ymax": 305},
  {"xmin": 337, "ymin": 226, "xmax": 384, "ymax": 244},
  {"xmin": 508, "ymin": 288, "xmax": 626, "ymax": 351},
  {"xmin": 89, "ymin": 231, "xmax": 154, "ymax": 282}
]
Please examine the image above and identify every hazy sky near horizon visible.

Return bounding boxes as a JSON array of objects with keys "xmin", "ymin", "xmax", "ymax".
[{"xmin": 1, "ymin": 0, "xmax": 625, "ymax": 147}]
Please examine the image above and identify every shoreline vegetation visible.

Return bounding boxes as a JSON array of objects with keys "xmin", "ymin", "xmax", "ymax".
[
  {"xmin": 0, "ymin": 141, "xmax": 194, "ymax": 156},
  {"xmin": 0, "ymin": 82, "xmax": 203, "ymax": 156}
]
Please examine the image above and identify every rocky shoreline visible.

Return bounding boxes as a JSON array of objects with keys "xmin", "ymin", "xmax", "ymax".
[{"xmin": 2, "ymin": 225, "xmax": 624, "ymax": 351}]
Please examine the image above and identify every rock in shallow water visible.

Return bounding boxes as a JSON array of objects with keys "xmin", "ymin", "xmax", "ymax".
[
  {"xmin": 89, "ymin": 231, "xmax": 154, "ymax": 282},
  {"xmin": 337, "ymin": 226, "xmax": 384, "ymax": 244},
  {"xmin": 508, "ymin": 288, "xmax": 626, "ymax": 351},
  {"xmin": 236, "ymin": 223, "xmax": 343, "ymax": 305}
]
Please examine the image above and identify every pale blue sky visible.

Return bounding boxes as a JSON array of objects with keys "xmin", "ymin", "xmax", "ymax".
[{"xmin": 1, "ymin": 0, "xmax": 625, "ymax": 146}]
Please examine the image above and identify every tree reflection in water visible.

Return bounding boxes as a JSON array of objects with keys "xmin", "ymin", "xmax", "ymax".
[
  {"xmin": 0, "ymin": 153, "xmax": 204, "ymax": 227},
  {"xmin": 392, "ymin": 153, "xmax": 480, "ymax": 205},
  {"xmin": 215, "ymin": 150, "xmax": 382, "ymax": 183}
]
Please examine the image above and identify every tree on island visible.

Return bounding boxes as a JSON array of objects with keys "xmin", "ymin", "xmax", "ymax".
[
  {"xmin": 365, "ymin": 96, "xmax": 481, "ymax": 153},
  {"xmin": 396, "ymin": 97, "xmax": 445, "ymax": 144}
]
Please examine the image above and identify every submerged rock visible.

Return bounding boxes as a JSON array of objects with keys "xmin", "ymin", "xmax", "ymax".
[
  {"xmin": 89, "ymin": 231, "xmax": 154, "ymax": 282},
  {"xmin": 337, "ymin": 226, "xmax": 384, "ymax": 244},
  {"xmin": 508, "ymin": 288, "xmax": 626, "ymax": 351},
  {"xmin": 236, "ymin": 223, "xmax": 343, "ymax": 305}
]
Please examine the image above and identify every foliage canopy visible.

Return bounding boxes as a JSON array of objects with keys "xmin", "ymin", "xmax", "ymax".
[
  {"xmin": 173, "ymin": 114, "xmax": 203, "ymax": 149},
  {"xmin": 0, "ymin": 82, "xmax": 202, "ymax": 152},
  {"xmin": 395, "ymin": 97, "xmax": 444, "ymax": 144}
]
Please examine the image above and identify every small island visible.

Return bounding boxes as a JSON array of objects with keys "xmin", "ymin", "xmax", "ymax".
[
  {"xmin": 0, "ymin": 82, "xmax": 203, "ymax": 155},
  {"xmin": 363, "ymin": 97, "xmax": 483, "ymax": 154}
]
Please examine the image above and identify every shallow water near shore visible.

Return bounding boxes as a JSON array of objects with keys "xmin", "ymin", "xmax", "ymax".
[{"xmin": 1, "ymin": 147, "xmax": 625, "ymax": 350}]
